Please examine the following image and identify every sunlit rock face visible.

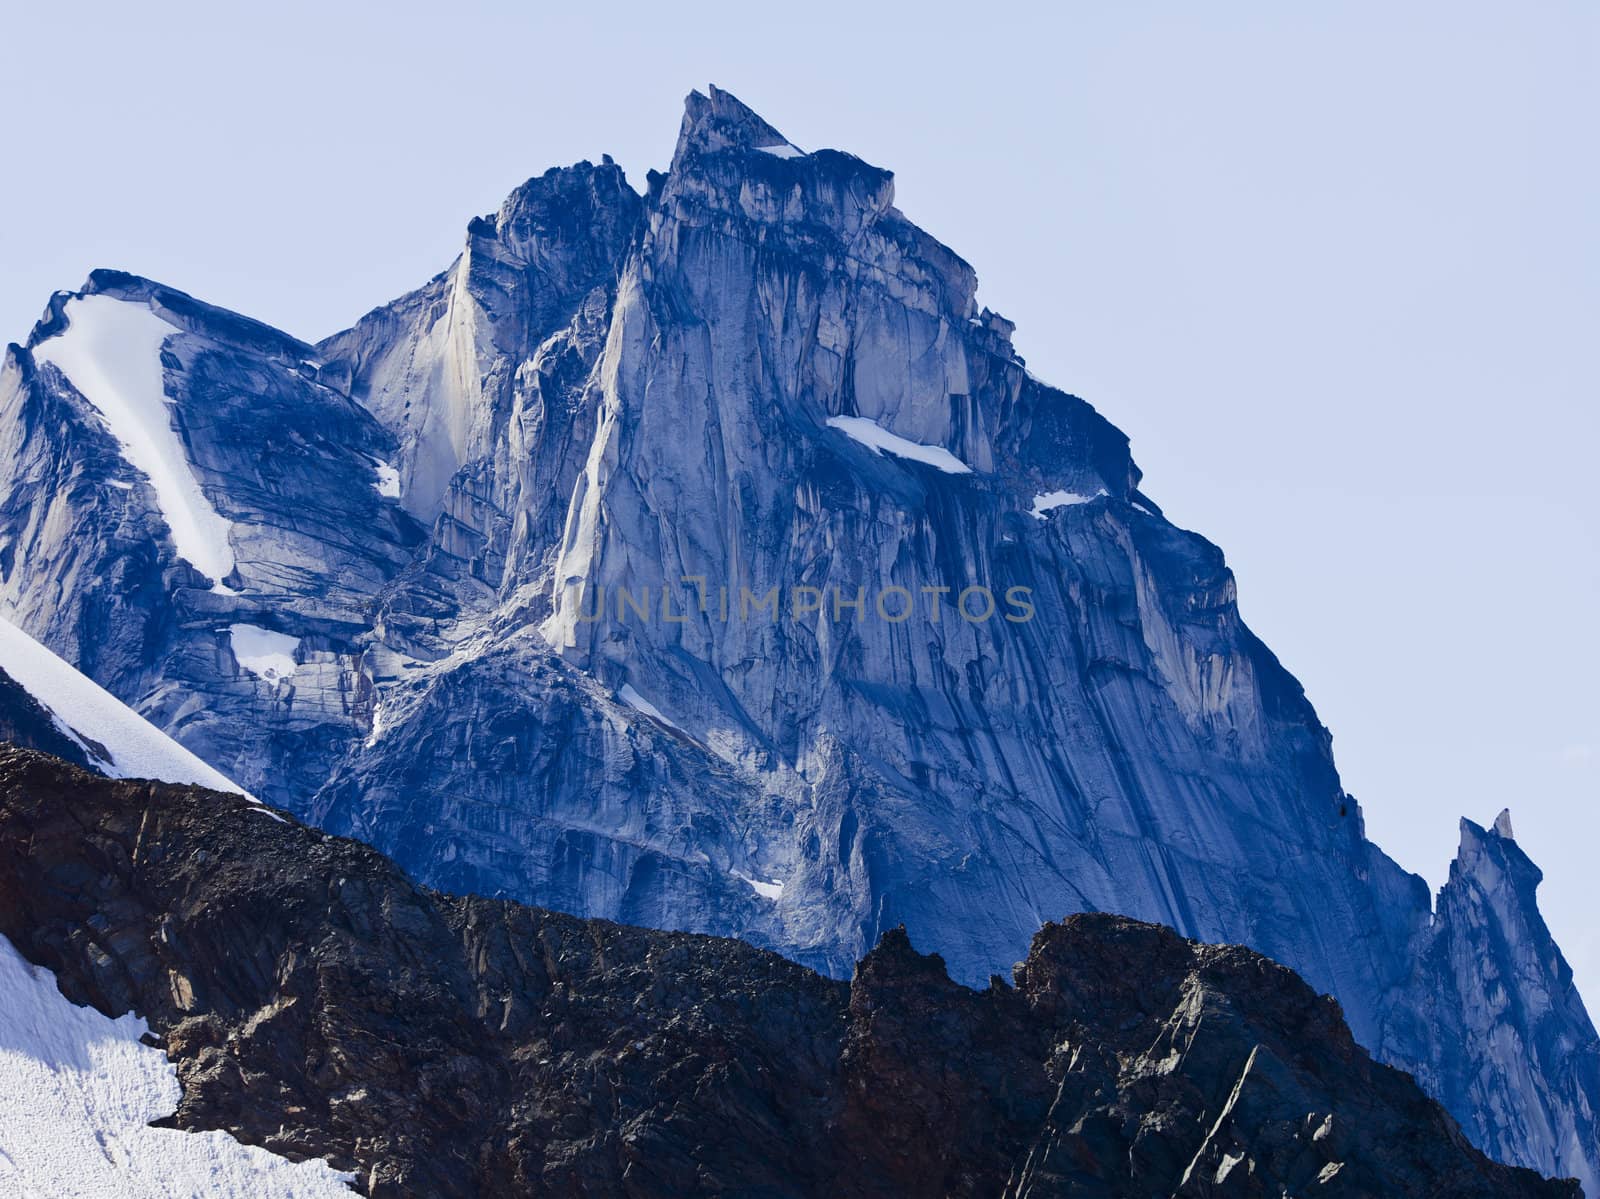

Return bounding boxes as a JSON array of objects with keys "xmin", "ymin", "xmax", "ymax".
[{"xmin": 0, "ymin": 85, "xmax": 1593, "ymax": 1189}]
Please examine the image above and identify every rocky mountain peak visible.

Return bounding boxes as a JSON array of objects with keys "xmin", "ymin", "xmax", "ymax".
[
  {"xmin": 29, "ymin": 270, "xmax": 318, "ymax": 366},
  {"xmin": 1, "ymin": 85, "xmax": 1595, "ymax": 1190},
  {"xmin": 653, "ymin": 87, "xmax": 974, "ymax": 324},
  {"xmin": 675, "ymin": 83, "xmax": 794, "ymax": 159},
  {"xmin": 462, "ymin": 158, "xmax": 643, "ymax": 323},
  {"xmin": 1425, "ymin": 812, "xmax": 1600, "ymax": 1192},
  {"xmin": 850, "ymin": 923, "xmax": 957, "ymax": 990},
  {"xmin": 1454, "ymin": 811, "xmax": 1542, "ymax": 890}
]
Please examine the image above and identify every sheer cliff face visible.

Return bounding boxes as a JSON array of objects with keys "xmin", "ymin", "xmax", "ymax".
[
  {"xmin": 318, "ymin": 159, "xmax": 641, "ymax": 529},
  {"xmin": 1407, "ymin": 814, "xmax": 1600, "ymax": 1185},
  {"xmin": 0, "ymin": 86, "xmax": 1593, "ymax": 1187}
]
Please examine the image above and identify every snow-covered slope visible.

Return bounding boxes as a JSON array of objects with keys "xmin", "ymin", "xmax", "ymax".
[
  {"xmin": 31, "ymin": 294, "xmax": 236, "ymax": 586},
  {"xmin": 0, "ymin": 934, "xmax": 353, "ymax": 1198},
  {"xmin": 0, "ymin": 617, "xmax": 243, "ymax": 794}
]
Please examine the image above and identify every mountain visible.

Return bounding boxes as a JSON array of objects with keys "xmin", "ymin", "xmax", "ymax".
[
  {"xmin": 0, "ymin": 86, "xmax": 1593, "ymax": 1187},
  {"xmin": 0, "ymin": 273, "xmax": 424, "ymax": 805},
  {"xmin": 0, "ymin": 746, "xmax": 1579, "ymax": 1197}
]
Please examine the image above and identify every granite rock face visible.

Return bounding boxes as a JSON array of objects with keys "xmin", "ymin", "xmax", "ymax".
[
  {"xmin": 0, "ymin": 747, "xmax": 1579, "ymax": 1198},
  {"xmin": 0, "ymin": 86, "xmax": 1594, "ymax": 1186},
  {"xmin": 0, "ymin": 271, "xmax": 425, "ymax": 805}
]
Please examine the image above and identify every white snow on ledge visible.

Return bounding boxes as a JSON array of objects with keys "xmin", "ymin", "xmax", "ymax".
[
  {"xmin": 618, "ymin": 684, "xmax": 688, "ymax": 736},
  {"xmin": 228, "ymin": 624, "xmax": 300, "ymax": 683},
  {"xmin": 825, "ymin": 415, "xmax": 973, "ymax": 475},
  {"xmin": 0, "ymin": 935, "xmax": 354, "ymax": 1198},
  {"xmin": 757, "ymin": 141, "xmax": 806, "ymax": 159},
  {"xmin": 369, "ymin": 456, "xmax": 401, "ymax": 500},
  {"xmin": 0, "ymin": 616, "xmax": 247, "ymax": 796},
  {"xmin": 32, "ymin": 295, "xmax": 237, "ymax": 586},
  {"xmin": 1030, "ymin": 488, "xmax": 1108, "ymax": 519},
  {"xmin": 731, "ymin": 870, "xmax": 786, "ymax": 900}
]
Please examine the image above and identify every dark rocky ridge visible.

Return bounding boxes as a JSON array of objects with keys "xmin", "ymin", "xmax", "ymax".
[{"xmin": 0, "ymin": 745, "xmax": 1576, "ymax": 1197}]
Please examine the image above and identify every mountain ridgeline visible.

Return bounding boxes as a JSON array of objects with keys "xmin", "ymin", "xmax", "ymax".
[
  {"xmin": 0, "ymin": 86, "xmax": 1593, "ymax": 1187},
  {"xmin": 0, "ymin": 746, "xmax": 1579, "ymax": 1198}
]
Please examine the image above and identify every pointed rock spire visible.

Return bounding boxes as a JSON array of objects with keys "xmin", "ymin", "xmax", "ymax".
[{"xmin": 673, "ymin": 84, "xmax": 792, "ymax": 162}]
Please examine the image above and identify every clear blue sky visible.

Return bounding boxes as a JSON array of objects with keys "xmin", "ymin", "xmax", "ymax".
[{"xmin": 3, "ymin": 1, "xmax": 1595, "ymax": 999}]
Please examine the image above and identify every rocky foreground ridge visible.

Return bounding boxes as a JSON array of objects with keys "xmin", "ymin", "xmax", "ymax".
[{"xmin": 0, "ymin": 745, "xmax": 1577, "ymax": 1197}]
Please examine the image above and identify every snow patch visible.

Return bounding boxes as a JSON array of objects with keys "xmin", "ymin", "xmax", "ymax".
[
  {"xmin": 0, "ymin": 935, "xmax": 354, "ymax": 1198},
  {"xmin": 0, "ymin": 616, "xmax": 247, "ymax": 796},
  {"xmin": 731, "ymin": 870, "xmax": 785, "ymax": 900},
  {"xmin": 825, "ymin": 415, "xmax": 973, "ymax": 475},
  {"xmin": 757, "ymin": 142, "xmax": 806, "ymax": 159},
  {"xmin": 619, "ymin": 684, "xmax": 683, "ymax": 733},
  {"xmin": 228, "ymin": 624, "xmax": 300, "ymax": 683},
  {"xmin": 1214, "ymin": 1151, "xmax": 1247, "ymax": 1183},
  {"xmin": 33, "ymin": 295, "xmax": 236, "ymax": 586},
  {"xmin": 1030, "ymin": 488, "xmax": 1108, "ymax": 519},
  {"xmin": 368, "ymin": 456, "xmax": 401, "ymax": 499}
]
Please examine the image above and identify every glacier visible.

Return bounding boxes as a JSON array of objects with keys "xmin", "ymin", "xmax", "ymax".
[{"xmin": 0, "ymin": 86, "xmax": 1593, "ymax": 1189}]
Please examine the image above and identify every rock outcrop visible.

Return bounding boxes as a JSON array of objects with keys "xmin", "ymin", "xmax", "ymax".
[{"xmin": 0, "ymin": 746, "xmax": 1578, "ymax": 1197}]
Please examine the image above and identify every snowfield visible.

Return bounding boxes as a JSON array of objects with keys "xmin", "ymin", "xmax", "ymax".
[
  {"xmin": 618, "ymin": 683, "xmax": 684, "ymax": 733},
  {"xmin": 0, "ymin": 935, "xmax": 354, "ymax": 1198},
  {"xmin": 825, "ymin": 415, "xmax": 973, "ymax": 474},
  {"xmin": 0, "ymin": 616, "xmax": 245, "ymax": 796},
  {"xmin": 730, "ymin": 870, "xmax": 786, "ymax": 900},
  {"xmin": 228, "ymin": 624, "xmax": 301, "ymax": 683},
  {"xmin": 32, "ymin": 295, "xmax": 237, "ymax": 585},
  {"xmin": 1029, "ymin": 487, "xmax": 1108, "ymax": 518}
]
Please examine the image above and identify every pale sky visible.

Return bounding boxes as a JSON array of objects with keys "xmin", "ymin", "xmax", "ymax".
[{"xmin": 3, "ymin": 1, "xmax": 1595, "ymax": 1000}]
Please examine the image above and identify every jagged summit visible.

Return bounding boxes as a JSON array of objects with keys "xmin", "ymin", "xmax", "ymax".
[
  {"xmin": 460, "ymin": 157, "xmax": 640, "ymax": 305},
  {"xmin": 677, "ymin": 84, "xmax": 794, "ymax": 157},
  {"xmin": 1425, "ymin": 809, "xmax": 1600, "ymax": 1183},
  {"xmin": 0, "ymin": 86, "xmax": 1594, "ymax": 1189}
]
